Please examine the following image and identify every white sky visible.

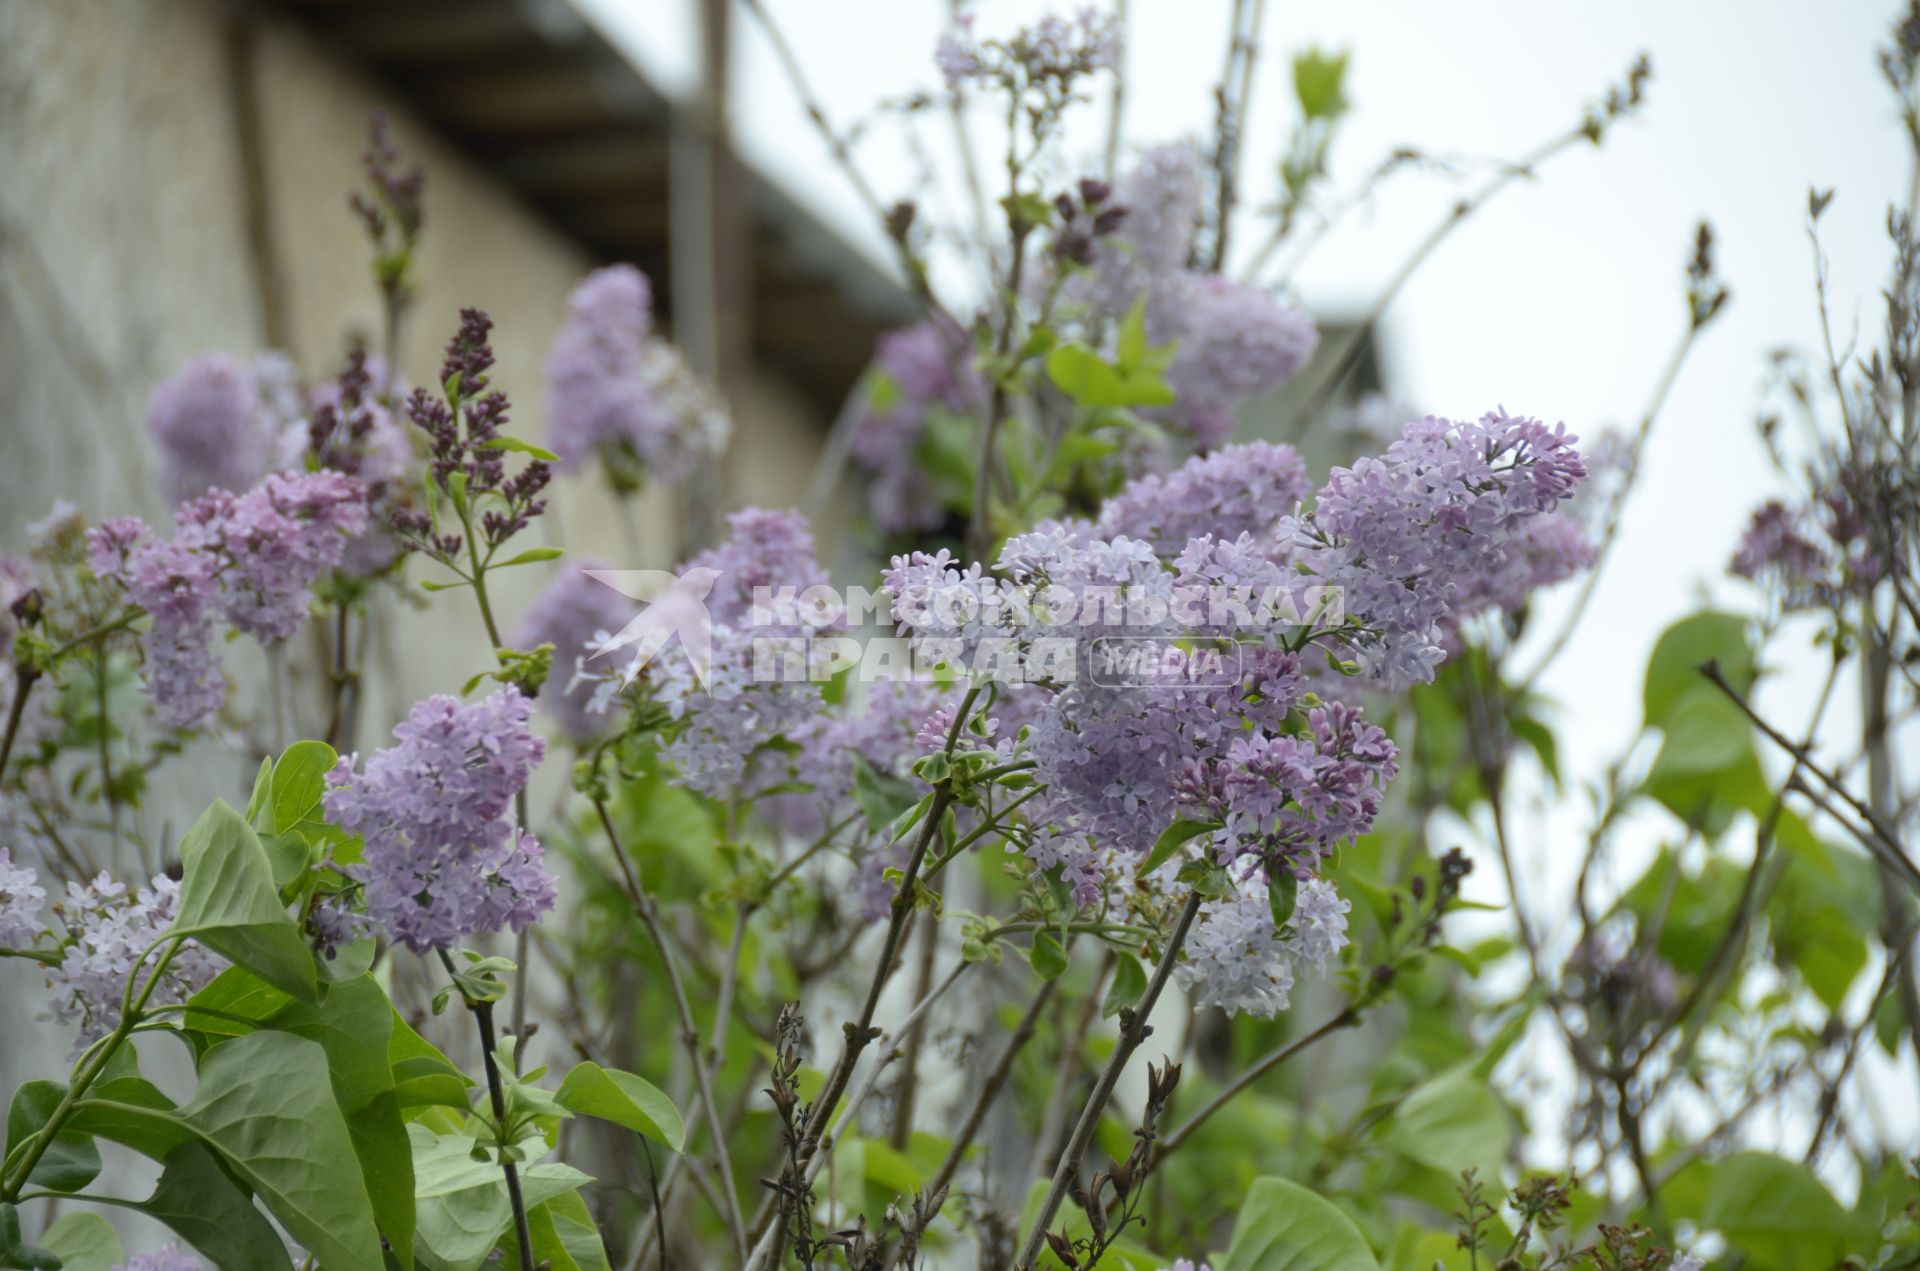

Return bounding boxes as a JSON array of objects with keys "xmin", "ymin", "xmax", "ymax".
[{"xmin": 584, "ymin": 0, "xmax": 1920, "ymax": 1149}]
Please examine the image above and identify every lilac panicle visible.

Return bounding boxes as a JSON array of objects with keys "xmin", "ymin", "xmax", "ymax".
[
  {"xmin": 1156, "ymin": 274, "xmax": 1318, "ymax": 447},
  {"xmin": 850, "ymin": 320, "xmax": 985, "ymax": 533},
  {"xmin": 86, "ymin": 471, "xmax": 369, "ymax": 729},
  {"xmin": 1174, "ymin": 873, "xmax": 1349, "ymax": 1018},
  {"xmin": 177, "ymin": 470, "xmax": 369, "ymax": 641},
  {"xmin": 627, "ymin": 509, "xmax": 836, "ymax": 797},
  {"xmin": 546, "ymin": 265, "xmax": 730, "ymax": 488},
  {"xmin": 1096, "ymin": 440, "xmax": 1312, "ymax": 555},
  {"xmin": 511, "ymin": 560, "xmax": 639, "ymax": 742},
  {"xmin": 87, "ymin": 519, "xmax": 224, "ymax": 730},
  {"xmin": 1289, "ymin": 409, "xmax": 1588, "ymax": 687},
  {"xmin": 0, "ymin": 847, "xmax": 47, "ymax": 948},
  {"xmin": 324, "ymin": 687, "xmax": 554, "ymax": 952},
  {"xmin": 45, "ymin": 872, "xmax": 224, "ymax": 1053},
  {"xmin": 144, "ymin": 354, "xmax": 290, "ymax": 504}
]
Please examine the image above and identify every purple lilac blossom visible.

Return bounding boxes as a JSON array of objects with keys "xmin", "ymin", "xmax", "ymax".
[
  {"xmin": 936, "ymin": 8, "xmax": 1122, "ymax": 92},
  {"xmin": 1096, "ymin": 440, "xmax": 1312, "ymax": 556},
  {"xmin": 85, "ymin": 472, "xmax": 366, "ymax": 728},
  {"xmin": 45, "ymin": 872, "xmax": 224, "ymax": 1053},
  {"xmin": 634, "ymin": 509, "xmax": 838, "ymax": 797},
  {"xmin": 1085, "ymin": 143, "xmax": 1204, "ymax": 315},
  {"xmin": 145, "ymin": 354, "xmax": 290, "ymax": 503},
  {"xmin": 546, "ymin": 265, "xmax": 731, "ymax": 486},
  {"xmin": 0, "ymin": 848, "xmax": 46, "ymax": 947},
  {"xmin": 290, "ymin": 354, "xmax": 416, "ymax": 577},
  {"xmin": 323, "ymin": 687, "xmax": 555, "ymax": 952},
  {"xmin": 1174, "ymin": 874, "xmax": 1349, "ymax": 1018},
  {"xmin": 1155, "ymin": 274, "xmax": 1318, "ymax": 448},
  {"xmin": 87, "ymin": 520, "xmax": 224, "ymax": 731},
  {"xmin": 177, "ymin": 470, "xmax": 369, "ymax": 641},
  {"xmin": 1286, "ymin": 410, "xmax": 1588, "ymax": 687},
  {"xmin": 884, "ymin": 530, "xmax": 1396, "ymax": 883},
  {"xmin": 850, "ymin": 321, "xmax": 985, "ymax": 534},
  {"xmin": 511, "ymin": 560, "xmax": 640, "ymax": 742}
]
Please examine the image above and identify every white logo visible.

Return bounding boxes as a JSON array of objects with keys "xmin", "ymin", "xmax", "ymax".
[{"xmin": 584, "ymin": 567, "xmax": 721, "ymax": 690}]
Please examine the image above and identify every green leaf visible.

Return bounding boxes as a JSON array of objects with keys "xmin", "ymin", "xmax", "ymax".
[
  {"xmin": 852, "ymin": 756, "xmax": 922, "ymax": 837},
  {"xmin": 506, "ymin": 1192, "xmax": 612, "ymax": 1271},
  {"xmin": 1292, "ymin": 49, "xmax": 1350, "ymax": 120},
  {"xmin": 1141, "ymin": 819, "xmax": 1220, "ymax": 877},
  {"xmin": 391, "ymin": 1009, "xmax": 474, "ymax": 1112},
  {"xmin": 268, "ymin": 741, "xmax": 337, "ymax": 834},
  {"xmin": 189, "ymin": 974, "xmax": 415, "ymax": 1265},
  {"xmin": 1103, "ymin": 952, "xmax": 1148, "ymax": 1019},
  {"xmin": 554, "ymin": 1062, "xmax": 685, "ymax": 1152},
  {"xmin": 479, "ymin": 436, "xmax": 561, "ymax": 462},
  {"xmin": 1030, "ymin": 931, "xmax": 1068, "ymax": 981},
  {"xmin": 1380, "ymin": 1067, "xmax": 1510, "ymax": 1183},
  {"xmin": 1044, "ymin": 342, "xmax": 1175, "ymax": 408},
  {"xmin": 6, "ymin": 1081, "xmax": 100, "ymax": 1193},
  {"xmin": 411, "ymin": 1126, "xmax": 591, "ymax": 1271},
  {"xmin": 177, "ymin": 1031, "xmax": 383, "ymax": 1271},
  {"xmin": 138, "ymin": 1142, "xmax": 294, "ymax": 1271},
  {"xmin": 1695, "ymin": 1152, "xmax": 1872, "ymax": 1270},
  {"xmin": 1220, "ymin": 1175, "xmax": 1378, "ymax": 1271},
  {"xmin": 492, "ymin": 547, "xmax": 566, "ymax": 569},
  {"xmin": 1268, "ymin": 867, "xmax": 1300, "ymax": 931},
  {"xmin": 36, "ymin": 1213, "xmax": 121, "ymax": 1271},
  {"xmin": 1643, "ymin": 611, "xmax": 1755, "ymax": 728},
  {"xmin": 172, "ymin": 800, "xmax": 316, "ymax": 1002},
  {"xmin": 243, "ymin": 756, "xmax": 273, "ymax": 824},
  {"xmin": 1115, "ymin": 296, "xmax": 1151, "ymax": 369}
]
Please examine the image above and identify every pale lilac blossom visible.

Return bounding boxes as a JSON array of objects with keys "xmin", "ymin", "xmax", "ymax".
[{"xmin": 324, "ymin": 688, "xmax": 555, "ymax": 952}]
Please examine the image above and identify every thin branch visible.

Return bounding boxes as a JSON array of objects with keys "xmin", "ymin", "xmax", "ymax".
[
  {"xmin": 1014, "ymin": 891, "xmax": 1204, "ymax": 1270},
  {"xmin": 593, "ymin": 796, "xmax": 751, "ymax": 1260}
]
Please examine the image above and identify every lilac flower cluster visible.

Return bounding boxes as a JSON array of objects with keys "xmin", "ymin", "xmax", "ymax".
[
  {"xmin": 545, "ymin": 265, "xmax": 731, "ymax": 489},
  {"xmin": 1285, "ymin": 410, "xmax": 1588, "ymax": 687},
  {"xmin": 394, "ymin": 309, "xmax": 551, "ymax": 563},
  {"xmin": 1157, "ymin": 274, "xmax": 1319, "ymax": 447},
  {"xmin": 44, "ymin": 872, "xmax": 225, "ymax": 1051},
  {"xmin": 1076, "ymin": 144, "xmax": 1318, "ymax": 448},
  {"xmin": 144, "ymin": 353, "xmax": 301, "ymax": 503},
  {"xmin": 936, "ymin": 8, "xmax": 1122, "ymax": 93},
  {"xmin": 87, "ymin": 470, "xmax": 368, "ymax": 728},
  {"xmin": 1730, "ymin": 471, "xmax": 1882, "ymax": 608},
  {"xmin": 1096, "ymin": 440, "xmax": 1312, "ymax": 555},
  {"xmin": 1175, "ymin": 874, "xmax": 1349, "ymax": 1017},
  {"xmin": 288, "ymin": 349, "xmax": 416, "ymax": 576},
  {"xmin": 639, "ymin": 510, "xmax": 839, "ymax": 797},
  {"xmin": 0, "ymin": 847, "xmax": 47, "ymax": 947},
  {"xmin": 1083, "ymin": 143, "xmax": 1203, "ymax": 315},
  {"xmin": 884, "ymin": 521, "xmax": 1397, "ymax": 900},
  {"xmin": 849, "ymin": 321, "xmax": 985, "ymax": 534},
  {"xmin": 324, "ymin": 687, "xmax": 555, "ymax": 953},
  {"xmin": 512, "ymin": 560, "xmax": 640, "ymax": 741}
]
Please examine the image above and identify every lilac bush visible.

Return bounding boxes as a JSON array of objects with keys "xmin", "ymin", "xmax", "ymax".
[{"xmin": 1, "ymin": 8, "xmax": 1914, "ymax": 1271}]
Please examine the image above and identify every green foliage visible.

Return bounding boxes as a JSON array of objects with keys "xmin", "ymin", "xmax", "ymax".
[
  {"xmin": 553, "ymin": 1062, "xmax": 685, "ymax": 1152},
  {"xmin": 1219, "ymin": 1176, "xmax": 1379, "ymax": 1271},
  {"xmin": 5, "ymin": 1083, "xmax": 99, "ymax": 1194},
  {"xmin": 172, "ymin": 800, "xmax": 317, "ymax": 1002}
]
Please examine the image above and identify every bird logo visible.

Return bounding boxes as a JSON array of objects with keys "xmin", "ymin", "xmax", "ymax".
[{"xmin": 583, "ymin": 566, "xmax": 723, "ymax": 691}]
